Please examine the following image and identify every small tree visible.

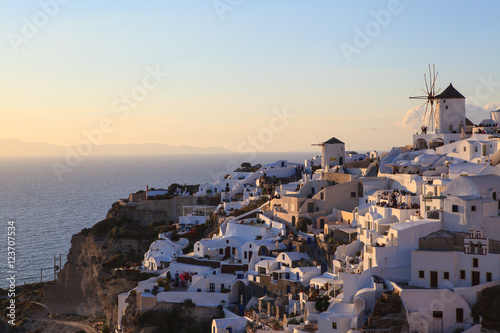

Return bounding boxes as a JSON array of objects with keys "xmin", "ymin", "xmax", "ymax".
[
  {"xmin": 296, "ymin": 217, "xmax": 312, "ymax": 232},
  {"xmin": 315, "ymin": 295, "xmax": 330, "ymax": 312}
]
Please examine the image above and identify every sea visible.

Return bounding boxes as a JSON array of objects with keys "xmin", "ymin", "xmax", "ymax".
[{"xmin": 0, "ymin": 152, "xmax": 315, "ymax": 288}]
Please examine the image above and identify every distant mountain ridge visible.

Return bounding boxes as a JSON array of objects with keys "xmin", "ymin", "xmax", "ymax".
[{"xmin": 0, "ymin": 139, "xmax": 232, "ymax": 156}]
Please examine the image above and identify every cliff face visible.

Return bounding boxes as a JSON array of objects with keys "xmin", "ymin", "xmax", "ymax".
[
  {"xmin": 44, "ymin": 233, "xmax": 153, "ymax": 327},
  {"xmin": 44, "ymin": 203, "xmax": 163, "ymax": 328}
]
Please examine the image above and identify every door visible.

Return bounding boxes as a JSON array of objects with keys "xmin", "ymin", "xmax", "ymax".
[
  {"xmin": 430, "ymin": 271, "xmax": 438, "ymax": 288},
  {"xmin": 472, "ymin": 271, "xmax": 480, "ymax": 286},
  {"xmin": 432, "ymin": 311, "xmax": 443, "ymax": 333},
  {"xmin": 225, "ymin": 247, "xmax": 230, "ymax": 259},
  {"xmin": 248, "ymin": 251, "xmax": 253, "ymax": 262}
]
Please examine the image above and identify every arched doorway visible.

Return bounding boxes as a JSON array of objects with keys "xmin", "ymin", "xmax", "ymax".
[{"xmin": 414, "ymin": 138, "xmax": 428, "ymax": 150}]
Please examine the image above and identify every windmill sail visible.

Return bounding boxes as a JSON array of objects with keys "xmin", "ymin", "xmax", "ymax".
[{"xmin": 410, "ymin": 64, "xmax": 441, "ymax": 133}]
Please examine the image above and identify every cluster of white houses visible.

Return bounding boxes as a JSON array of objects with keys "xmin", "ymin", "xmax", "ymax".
[{"xmin": 118, "ymin": 83, "xmax": 500, "ymax": 333}]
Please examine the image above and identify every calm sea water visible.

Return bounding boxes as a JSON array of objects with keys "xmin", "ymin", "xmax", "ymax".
[{"xmin": 0, "ymin": 152, "xmax": 314, "ymax": 288}]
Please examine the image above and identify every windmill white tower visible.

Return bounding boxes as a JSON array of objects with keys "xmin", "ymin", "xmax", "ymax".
[
  {"xmin": 434, "ymin": 83, "xmax": 466, "ymax": 134},
  {"xmin": 410, "ymin": 65, "xmax": 468, "ymax": 150}
]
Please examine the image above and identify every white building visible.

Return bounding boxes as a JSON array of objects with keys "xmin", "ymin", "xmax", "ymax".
[
  {"xmin": 143, "ymin": 237, "xmax": 184, "ymax": 270},
  {"xmin": 239, "ymin": 238, "xmax": 287, "ymax": 264},
  {"xmin": 441, "ymin": 174, "xmax": 500, "ymax": 240},
  {"xmin": 411, "ymin": 227, "xmax": 500, "ymax": 289},
  {"xmin": 212, "ymin": 315, "xmax": 248, "ymax": 333},
  {"xmin": 194, "ymin": 236, "xmax": 244, "ymax": 260}
]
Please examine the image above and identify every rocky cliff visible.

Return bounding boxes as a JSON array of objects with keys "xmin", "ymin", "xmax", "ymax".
[{"xmin": 44, "ymin": 201, "xmax": 175, "ymax": 328}]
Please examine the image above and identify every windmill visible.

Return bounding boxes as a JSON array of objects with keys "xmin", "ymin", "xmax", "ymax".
[{"xmin": 410, "ymin": 64, "xmax": 441, "ymax": 134}]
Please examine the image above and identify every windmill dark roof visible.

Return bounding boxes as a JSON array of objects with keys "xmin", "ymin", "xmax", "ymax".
[
  {"xmin": 466, "ymin": 117, "xmax": 474, "ymax": 126},
  {"xmin": 436, "ymin": 83, "xmax": 465, "ymax": 99},
  {"xmin": 323, "ymin": 137, "xmax": 344, "ymax": 145}
]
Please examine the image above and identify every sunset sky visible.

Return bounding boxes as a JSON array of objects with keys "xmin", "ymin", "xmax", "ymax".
[{"xmin": 1, "ymin": 0, "xmax": 500, "ymax": 153}]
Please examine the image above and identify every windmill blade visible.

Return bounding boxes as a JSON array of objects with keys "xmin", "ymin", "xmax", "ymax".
[
  {"xmin": 422, "ymin": 100, "xmax": 430, "ymax": 125},
  {"xmin": 432, "ymin": 101, "xmax": 438, "ymax": 127},
  {"xmin": 424, "ymin": 73, "xmax": 430, "ymax": 94},
  {"xmin": 429, "ymin": 98, "xmax": 439, "ymax": 131},
  {"xmin": 431, "ymin": 70, "xmax": 438, "ymax": 95},
  {"xmin": 410, "ymin": 96, "xmax": 428, "ymax": 99},
  {"xmin": 428, "ymin": 102, "xmax": 434, "ymax": 130},
  {"xmin": 428, "ymin": 65, "xmax": 432, "ymax": 90}
]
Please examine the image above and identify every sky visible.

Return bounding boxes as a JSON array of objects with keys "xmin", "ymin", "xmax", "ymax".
[{"xmin": 1, "ymin": 0, "xmax": 500, "ymax": 153}]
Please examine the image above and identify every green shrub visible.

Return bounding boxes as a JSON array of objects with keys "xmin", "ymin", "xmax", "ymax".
[
  {"xmin": 315, "ymin": 295, "xmax": 330, "ymax": 312},
  {"xmin": 296, "ymin": 217, "xmax": 312, "ymax": 232},
  {"xmin": 472, "ymin": 285, "xmax": 500, "ymax": 329}
]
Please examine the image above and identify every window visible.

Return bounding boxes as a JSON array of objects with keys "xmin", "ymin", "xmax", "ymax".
[
  {"xmin": 219, "ymin": 249, "xmax": 224, "ymax": 255},
  {"xmin": 433, "ymin": 311, "xmax": 443, "ymax": 318},
  {"xmin": 444, "ymin": 272, "xmax": 450, "ymax": 280},
  {"xmin": 493, "ymin": 192, "xmax": 497, "ymax": 200},
  {"xmin": 264, "ymin": 286, "xmax": 267, "ymax": 293},
  {"xmin": 332, "ymin": 322, "xmax": 337, "ymax": 329},
  {"xmin": 320, "ymin": 192, "xmax": 324, "ymax": 200},
  {"xmin": 452, "ymin": 205, "xmax": 459, "ymax": 212},
  {"xmin": 351, "ymin": 192, "xmax": 356, "ymax": 198},
  {"xmin": 249, "ymin": 244, "xmax": 252, "ymax": 248},
  {"xmin": 487, "ymin": 272, "xmax": 492, "ymax": 282},
  {"xmin": 198, "ymin": 288, "xmax": 202, "ymax": 292},
  {"xmin": 460, "ymin": 270, "xmax": 466, "ymax": 279},
  {"xmin": 473, "ymin": 258, "xmax": 479, "ymax": 268},
  {"xmin": 419, "ymin": 270, "xmax": 425, "ymax": 278},
  {"xmin": 456, "ymin": 308, "xmax": 464, "ymax": 323},
  {"xmin": 475, "ymin": 146, "xmax": 478, "ymax": 153},
  {"xmin": 471, "ymin": 206, "xmax": 476, "ymax": 212},
  {"xmin": 449, "ymin": 125, "xmax": 453, "ymax": 131},
  {"xmin": 232, "ymin": 247, "xmax": 236, "ymax": 255},
  {"xmin": 463, "ymin": 146, "xmax": 466, "ymax": 152},
  {"xmin": 446, "ymin": 105, "xmax": 449, "ymax": 109},
  {"xmin": 244, "ymin": 251, "xmax": 247, "ymax": 260},
  {"xmin": 221, "ymin": 284, "xmax": 224, "ymax": 290},
  {"xmin": 209, "ymin": 283, "xmax": 215, "ymax": 292}
]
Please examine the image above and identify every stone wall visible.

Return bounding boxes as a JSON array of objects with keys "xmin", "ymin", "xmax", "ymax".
[{"xmin": 243, "ymin": 274, "xmax": 301, "ymax": 303}]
